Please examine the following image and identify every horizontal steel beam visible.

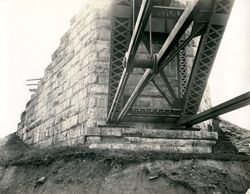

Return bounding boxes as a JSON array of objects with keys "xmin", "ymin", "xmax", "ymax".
[
  {"xmin": 127, "ymin": 108, "xmax": 182, "ymax": 117},
  {"xmin": 132, "ymin": 55, "xmax": 154, "ymax": 68},
  {"xmin": 179, "ymin": 91, "xmax": 250, "ymax": 126},
  {"xmin": 153, "ymin": 5, "xmax": 184, "ymax": 11}
]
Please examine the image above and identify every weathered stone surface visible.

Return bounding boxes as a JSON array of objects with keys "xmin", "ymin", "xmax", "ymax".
[
  {"xmin": 142, "ymin": 129, "xmax": 218, "ymax": 140},
  {"xmin": 122, "ymin": 128, "xmax": 142, "ymax": 136},
  {"xmin": 101, "ymin": 128, "xmax": 122, "ymax": 137},
  {"xmin": 86, "ymin": 129, "xmax": 216, "ymax": 153},
  {"xmin": 88, "ymin": 142, "xmax": 213, "ymax": 154}
]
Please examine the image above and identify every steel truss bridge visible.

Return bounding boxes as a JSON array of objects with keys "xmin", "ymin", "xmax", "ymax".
[{"xmin": 107, "ymin": 0, "xmax": 250, "ymax": 127}]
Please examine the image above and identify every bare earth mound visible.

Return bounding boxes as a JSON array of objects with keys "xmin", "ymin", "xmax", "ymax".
[{"xmin": 0, "ymin": 118, "xmax": 250, "ymax": 194}]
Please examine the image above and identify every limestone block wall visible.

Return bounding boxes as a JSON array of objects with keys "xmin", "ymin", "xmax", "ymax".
[{"xmin": 17, "ymin": 2, "xmax": 113, "ymax": 147}]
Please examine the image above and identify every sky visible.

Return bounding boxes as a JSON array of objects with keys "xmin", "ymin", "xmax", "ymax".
[{"xmin": 0, "ymin": 0, "xmax": 249, "ymax": 138}]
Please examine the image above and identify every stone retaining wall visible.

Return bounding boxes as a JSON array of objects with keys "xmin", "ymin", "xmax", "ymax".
[{"xmin": 17, "ymin": 2, "xmax": 114, "ymax": 147}]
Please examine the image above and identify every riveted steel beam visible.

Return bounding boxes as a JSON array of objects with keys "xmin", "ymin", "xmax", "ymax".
[
  {"xmin": 117, "ymin": 68, "xmax": 154, "ymax": 122},
  {"xmin": 179, "ymin": 91, "xmax": 250, "ymax": 126},
  {"xmin": 126, "ymin": 0, "xmax": 154, "ymax": 68},
  {"xmin": 159, "ymin": 70, "xmax": 178, "ymax": 102},
  {"xmin": 109, "ymin": 0, "xmax": 235, "ymax": 125},
  {"xmin": 156, "ymin": 0, "xmax": 199, "ymax": 67},
  {"xmin": 115, "ymin": 1, "xmax": 201, "ymax": 122},
  {"xmin": 107, "ymin": 0, "xmax": 154, "ymax": 122},
  {"xmin": 180, "ymin": 0, "xmax": 235, "ymax": 120}
]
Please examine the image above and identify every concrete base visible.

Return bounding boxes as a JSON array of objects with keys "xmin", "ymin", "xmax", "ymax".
[{"xmin": 85, "ymin": 127, "xmax": 218, "ymax": 154}]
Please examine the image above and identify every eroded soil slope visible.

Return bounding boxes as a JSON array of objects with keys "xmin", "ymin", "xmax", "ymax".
[
  {"xmin": 0, "ymin": 118, "xmax": 250, "ymax": 194},
  {"xmin": 0, "ymin": 145, "xmax": 249, "ymax": 194}
]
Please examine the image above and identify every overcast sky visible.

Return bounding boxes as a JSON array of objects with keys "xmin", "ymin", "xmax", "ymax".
[{"xmin": 0, "ymin": 0, "xmax": 249, "ymax": 138}]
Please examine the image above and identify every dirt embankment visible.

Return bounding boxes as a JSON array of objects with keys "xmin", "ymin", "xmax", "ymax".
[
  {"xmin": 0, "ymin": 119, "xmax": 250, "ymax": 194},
  {"xmin": 0, "ymin": 155, "xmax": 249, "ymax": 194},
  {"xmin": 213, "ymin": 118, "xmax": 250, "ymax": 155}
]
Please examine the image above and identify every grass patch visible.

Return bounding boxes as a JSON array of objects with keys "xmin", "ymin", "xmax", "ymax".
[{"xmin": 1, "ymin": 145, "xmax": 249, "ymax": 167}]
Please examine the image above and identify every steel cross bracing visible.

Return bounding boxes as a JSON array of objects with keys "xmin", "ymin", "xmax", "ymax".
[
  {"xmin": 108, "ymin": 0, "xmax": 238, "ymax": 126},
  {"xmin": 179, "ymin": 0, "xmax": 235, "ymax": 122}
]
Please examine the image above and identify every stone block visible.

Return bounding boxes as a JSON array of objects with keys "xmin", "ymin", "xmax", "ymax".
[
  {"xmin": 86, "ymin": 136, "xmax": 101, "ymax": 144},
  {"xmin": 94, "ymin": 19, "xmax": 111, "ymax": 28},
  {"xmin": 61, "ymin": 119, "xmax": 69, "ymax": 132},
  {"xmin": 85, "ymin": 127, "xmax": 101, "ymax": 136},
  {"xmin": 86, "ymin": 120, "xmax": 97, "ymax": 128},
  {"xmin": 77, "ymin": 135, "xmax": 85, "ymax": 145},
  {"xmin": 95, "ymin": 40, "xmax": 110, "ymax": 51},
  {"xmin": 87, "ymin": 138, "xmax": 215, "ymax": 154},
  {"xmin": 85, "ymin": 73, "xmax": 98, "ymax": 84},
  {"xmin": 101, "ymin": 128, "xmax": 122, "ymax": 137},
  {"xmin": 78, "ymin": 88, "xmax": 88, "ymax": 100},
  {"xmin": 89, "ymin": 97, "xmax": 97, "ymax": 108},
  {"xmin": 122, "ymin": 128, "xmax": 142, "ymax": 136},
  {"xmin": 88, "ymin": 108, "xmax": 107, "ymax": 121},
  {"xmin": 97, "ymin": 73, "xmax": 109, "ymax": 84},
  {"xmin": 185, "ymin": 56, "xmax": 194, "ymax": 68},
  {"xmin": 78, "ymin": 112, "xmax": 87, "ymax": 123},
  {"xmin": 97, "ymin": 48, "xmax": 110, "ymax": 62},
  {"xmin": 185, "ymin": 46, "xmax": 197, "ymax": 57},
  {"xmin": 89, "ymin": 84, "xmax": 108, "ymax": 95},
  {"xmin": 142, "ymin": 129, "xmax": 218, "ymax": 140},
  {"xmin": 70, "ymin": 115, "xmax": 78, "ymax": 128}
]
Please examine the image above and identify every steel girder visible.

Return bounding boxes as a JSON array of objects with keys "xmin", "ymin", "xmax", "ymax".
[
  {"xmin": 115, "ymin": 1, "xmax": 202, "ymax": 122},
  {"xmin": 179, "ymin": 91, "xmax": 250, "ymax": 126},
  {"xmin": 108, "ymin": 1, "xmax": 131, "ymax": 115},
  {"xmin": 179, "ymin": 0, "xmax": 235, "ymax": 123},
  {"xmin": 108, "ymin": 0, "xmax": 236, "ymax": 125},
  {"xmin": 108, "ymin": 0, "xmax": 154, "ymax": 122}
]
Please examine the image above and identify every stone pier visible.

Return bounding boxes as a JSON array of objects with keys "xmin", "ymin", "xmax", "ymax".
[{"xmin": 17, "ymin": 0, "xmax": 217, "ymax": 153}]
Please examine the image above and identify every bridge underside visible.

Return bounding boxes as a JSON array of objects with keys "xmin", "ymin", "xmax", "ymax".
[{"xmin": 106, "ymin": 0, "xmax": 249, "ymax": 128}]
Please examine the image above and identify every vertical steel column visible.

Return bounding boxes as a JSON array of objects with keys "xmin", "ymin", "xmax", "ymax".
[
  {"xmin": 180, "ymin": 0, "xmax": 235, "ymax": 122},
  {"xmin": 108, "ymin": 0, "xmax": 154, "ymax": 122}
]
